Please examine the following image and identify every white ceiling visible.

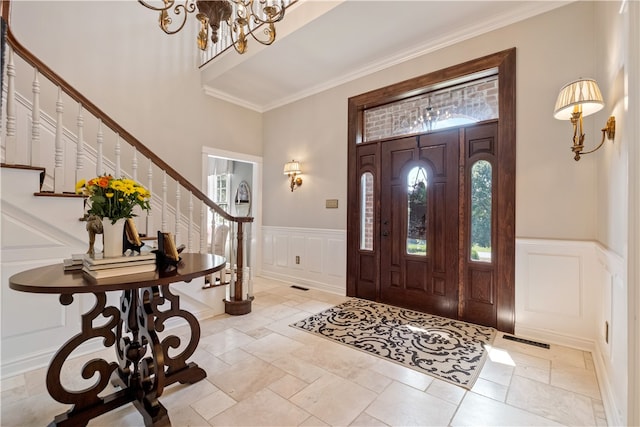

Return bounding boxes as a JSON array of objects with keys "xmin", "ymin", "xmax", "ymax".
[{"xmin": 200, "ymin": 0, "xmax": 571, "ymax": 112}]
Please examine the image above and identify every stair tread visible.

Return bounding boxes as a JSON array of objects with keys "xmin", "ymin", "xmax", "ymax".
[
  {"xmin": 34, "ymin": 192, "xmax": 85, "ymax": 198},
  {"xmin": 1, "ymin": 163, "xmax": 46, "ymax": 172}
]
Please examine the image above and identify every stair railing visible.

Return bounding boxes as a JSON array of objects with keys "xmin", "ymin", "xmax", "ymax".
[{"xmin": 0, "ymin": 8, "xmax": 254, "ymax": 311}]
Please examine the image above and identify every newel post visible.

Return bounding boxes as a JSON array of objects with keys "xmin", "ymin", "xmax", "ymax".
[{"xmin": 223, "ymin": 220, "xmax": 252, "ymax": 315}]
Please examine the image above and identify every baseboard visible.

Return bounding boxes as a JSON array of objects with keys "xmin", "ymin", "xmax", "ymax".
[
  {"xmin": 514, "ymin": 324, "xmax": 595, "ymax": 352},
  {"xmin": 260, "ymin": 270, "xmax": 345, "ymax": 296},
  {"xmin": 592, "ymin": 343, "xmax": 625, "ymax": 427},
  {"xmin": 1, "ymin": 346, "xmax": 63, "ymax": 379}
]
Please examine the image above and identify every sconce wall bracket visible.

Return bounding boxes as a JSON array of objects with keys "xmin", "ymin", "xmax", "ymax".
[
  {"xmin": 289, "ymin": 176, "xmax": 302, "ymax": 192},
  {"xmin": 571, "ymin": 114, "xmax": 615, "ymax": 161}
]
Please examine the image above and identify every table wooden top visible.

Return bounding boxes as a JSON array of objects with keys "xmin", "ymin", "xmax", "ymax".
[{"xmin": 9, "ymin": 253, "xmax": 225, "ymax": 294}]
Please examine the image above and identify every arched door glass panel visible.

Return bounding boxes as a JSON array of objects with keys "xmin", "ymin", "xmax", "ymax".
[
  {"xmin": 407, "ymin": 166, "xmax": 428, "ymax": 256},
  {"xmin": 360, "ymin": 172, "xmax": 374, "ymax": 251},
  {"xmin": 470, "ymin": 160, "xmax": 492, "ymax": 262}
]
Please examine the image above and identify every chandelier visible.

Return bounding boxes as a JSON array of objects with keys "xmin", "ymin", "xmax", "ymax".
[{"xmin": 138, "ymin": 0, "xmax": 287, "ymax": 54}]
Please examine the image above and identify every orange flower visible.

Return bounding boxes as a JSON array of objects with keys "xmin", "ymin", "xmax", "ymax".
[{"xmin": 97, "ymin": 176, "xmax": 111, "ymax": 188}]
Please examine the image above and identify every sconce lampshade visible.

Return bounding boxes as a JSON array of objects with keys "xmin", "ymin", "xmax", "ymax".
[
  {"xmin": 553, "ymin": 78, "xmax": 604, "ymax": 120},
  {"xmin": 283, "ymin": 160, "xmax": 301, "ymax": 175}
]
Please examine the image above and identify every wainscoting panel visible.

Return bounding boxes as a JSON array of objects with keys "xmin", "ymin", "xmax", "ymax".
[
  {"xmin": 515, "ymin": 239, "xmax": 598, "ymax": 349},
  {"xmin": 307, "ymin": 237, "xmax": 323, "ymax": 273},
  {"xmin": 525, "ymin": 253, "xmax": 582, "ymax": 317},
  {"xmin": 327, "ymin": 238, "xmax": 346, "ymax": 278},
  {"xmin": 262, "ymin": 233, "xmax": 274, "ymax": 265},
  {"xmin": 274, "ymin": 235, "xmax": 289, "ymax": 267},
  {"xmin": 261, "ymin": 226, "xmax": 346, "ymax": 294}
]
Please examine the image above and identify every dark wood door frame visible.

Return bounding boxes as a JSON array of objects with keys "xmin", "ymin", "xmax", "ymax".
[{"xmin": 347, "ymin": 48, "xmax": 516, "ymax": 333}]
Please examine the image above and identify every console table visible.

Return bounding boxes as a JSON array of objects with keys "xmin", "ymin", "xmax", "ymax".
[{"xmin": 9, "ymin": 253, "xmax": 225, "ymax": 427}]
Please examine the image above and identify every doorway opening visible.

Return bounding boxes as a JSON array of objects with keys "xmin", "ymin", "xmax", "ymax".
[{"xmin": 202, "ymin": 146, "xmax": 263, "ymax": 280}]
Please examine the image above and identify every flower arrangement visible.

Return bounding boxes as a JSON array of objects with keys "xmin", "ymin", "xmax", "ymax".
[{"xmin": 76, "ymin": 175, "xmax": 151, "ymax": 224}]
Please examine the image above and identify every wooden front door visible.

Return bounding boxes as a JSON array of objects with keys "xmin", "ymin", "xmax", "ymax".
[
  {"xmin": 347, "ymin": 50, "xmax": 516, "ymax": 332},
  {"xmin": 379, "ymin": 130, "xmax": 459, "ymax": 318}
]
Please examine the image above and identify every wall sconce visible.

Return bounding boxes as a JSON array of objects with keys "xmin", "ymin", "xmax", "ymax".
[
  {"xmin": 283, "ymin": 160, "xmax": 302, "ymax": 192},
  {"xmin": 554, "ymin": 78, "xmax": 616, "ymax": 161}
]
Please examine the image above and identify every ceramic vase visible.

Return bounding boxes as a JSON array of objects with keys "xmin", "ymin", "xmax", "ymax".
[{"xmin": 102, "ymin": 218, "xmax": 126, "ymax": 258}]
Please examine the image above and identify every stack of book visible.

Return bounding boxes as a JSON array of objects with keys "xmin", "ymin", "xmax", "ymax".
[
  {"xmin": 82, "ymin": 252, "xmax": 157, "ymax": 279},
  {"xmin": 63, "ymin": 253, "xmax": 85, "ymax": 271}
]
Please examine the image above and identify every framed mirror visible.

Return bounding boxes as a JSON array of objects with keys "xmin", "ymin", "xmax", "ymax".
[{"xmin": 234, "ymin": 181, "xmax": 251, "ymax": 216}]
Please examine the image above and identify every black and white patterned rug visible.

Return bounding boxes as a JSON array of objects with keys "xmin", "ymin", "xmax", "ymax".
[{"xmin": 290, "ymin": 298, "xmax": 495, "ymax": 389}]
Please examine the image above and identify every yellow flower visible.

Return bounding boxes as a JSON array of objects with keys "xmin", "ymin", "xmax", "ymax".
[
  {"xmin": 75, "ymin": 179, "xmax": 86, "ymax": 194},
  {"xmin": 75, "ymin": 174, "xmax": 151, "ymax": 221}
]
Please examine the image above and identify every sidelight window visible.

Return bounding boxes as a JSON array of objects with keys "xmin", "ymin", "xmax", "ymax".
[
  {"xmin": 407, "ymin": 166, "xmax": 428, "ymax": 255},
  {"xmin": 470, "ymin": 160, "xmax": 492, "ymax": 262},
  {"xmin": 360, "ymin": 172, "xmax": 374, "ymax": 251}
]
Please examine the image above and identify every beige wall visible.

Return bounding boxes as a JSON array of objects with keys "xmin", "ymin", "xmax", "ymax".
[
  {"xmin": 10, "ymin": 1, "xmax": 605, "ymax": 239},
  {"xmin": 263, "ymin": 1, "xmax": 601, "ymax": 240},
  {"xmin": 9, "ymin": 1, "xmax": 262, "ymax": 191}
]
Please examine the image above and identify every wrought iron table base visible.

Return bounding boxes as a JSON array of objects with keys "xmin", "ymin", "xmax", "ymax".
[{"xmin": 46, "ymin": 285, "xmax": 205, "ymax": 427}]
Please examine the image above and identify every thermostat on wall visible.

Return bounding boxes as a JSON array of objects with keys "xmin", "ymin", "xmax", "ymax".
[{"xmin": 325, "ymin": 199, "xmax": 339, "ymax": 209}]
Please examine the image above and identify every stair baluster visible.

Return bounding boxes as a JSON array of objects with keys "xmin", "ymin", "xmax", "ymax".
[
  {"xmin": 175, "ymin": 183, "xmax": 181, "ymax": 245},
  {"xmin": 131, "ymin": 147, "xmax": 138, "ymax": 182},
  {"xmin": 75, "ymin": 103, "xmax": 84, "ymax": 185},
  {"xmin": 162, "ymin": 170, "xmax": 168, "ymax": 232},
  {"xmin": 5, "ymin": 49, "xmax": 17, "ymax": 164},
  {"xmin": 188, "ymin": 192, "xmax": 194, "ymax": 252},
  {"xmin": 146, "ymin": 158, "xmax": 154, "ymax": 236},
  {"xmin": 200, "ymin": 204, "xmax": 207, "ymax": 254},
  {"xmin": 53, "ymin": 87, "xmax": 64, "ymax": 192},
  {"xmin": 114, "ymin": 133, "xmax": 121, "ymax": 178},
  {"xmin": 30, "ymin": 69, "xmax": 40, "ymax": 166},
  {"xmin": 96, "ymin": 119, "xmax": 104, "ymax": 176}
]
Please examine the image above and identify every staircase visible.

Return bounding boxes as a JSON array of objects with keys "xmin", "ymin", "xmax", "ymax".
[{"xmin": 0, "ymin": 9, "xmax": 252, "ymax": 378}]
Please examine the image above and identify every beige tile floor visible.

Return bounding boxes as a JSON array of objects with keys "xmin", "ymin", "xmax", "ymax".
[{"xmin": 0, "ymin": 277, "xmax": 608, "ymax": 426}]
